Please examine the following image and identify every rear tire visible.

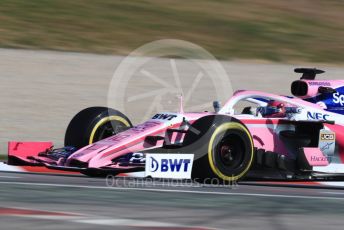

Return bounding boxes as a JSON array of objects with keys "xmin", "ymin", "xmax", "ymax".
[{"xmin": 64, "ymin": 107, "xmax": 132, "ymax": 149}]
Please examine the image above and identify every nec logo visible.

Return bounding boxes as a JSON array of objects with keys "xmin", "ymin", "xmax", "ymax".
[
  {"xmin": 145, "ymin": 154, "xmax": 194, "ymax": 179},
  {"xmin": 307, "ymin": 112, "xmax": 329, "ymax": 121},
  {"xmin": 150, "ymin": 157, "xmax": 191, "ymax": 172}
]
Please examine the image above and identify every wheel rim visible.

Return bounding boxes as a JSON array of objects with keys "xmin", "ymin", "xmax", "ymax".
[
  {"xmin": 208, "ymin": 122, "xmax": 254, "ymax": 182},
  {"xmin": 216, "ymin": 133, "xmax": 245, "ymax": 170},
  {"xmin": 92, "ymin": 120, "xmax": 127, "ymax": 143}
]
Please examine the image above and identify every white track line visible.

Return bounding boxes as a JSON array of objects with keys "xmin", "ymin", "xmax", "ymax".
[
  {"xmin": 15, "ymin": 215, "xmax": 209, "ymax": 229},
  {"xmin": 1, "ymin": 181, "xmax": 344, "ymax": 201},
  {"xmin": 0, "ymin": 176, "xmax": 21, "ymax": 179},
  {"xmin": 321, "ymin": 191, "xmax": 344, "ymax": 195},
  {"xmin": 75, "ymin": 218, "xmax": 180, "ymax": 227}
]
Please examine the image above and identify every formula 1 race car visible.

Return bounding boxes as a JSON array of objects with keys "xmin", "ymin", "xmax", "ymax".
[{"xmin": 7, "ymin": 68, "xmax": 344, "ymax": 182}]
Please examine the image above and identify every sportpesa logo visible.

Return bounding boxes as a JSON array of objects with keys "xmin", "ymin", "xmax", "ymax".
[{"xmin": 333, "ymin": 92, "xmax": 344, "ymax": 106}]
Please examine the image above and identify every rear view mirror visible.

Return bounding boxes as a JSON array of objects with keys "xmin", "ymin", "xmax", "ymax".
[{"xmin": 213, "ymin": 101, "xmax": 221, "ymax": 113}]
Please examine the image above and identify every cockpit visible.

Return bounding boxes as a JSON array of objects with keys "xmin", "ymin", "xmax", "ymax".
[{"xmin": 216, "ymin": 91, "xmax": 302, "ymax": 119}]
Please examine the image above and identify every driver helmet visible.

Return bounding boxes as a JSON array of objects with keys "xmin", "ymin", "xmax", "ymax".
[{"xmin": 260, "ymin": 100, "xmax": 286, "ymax": 118}]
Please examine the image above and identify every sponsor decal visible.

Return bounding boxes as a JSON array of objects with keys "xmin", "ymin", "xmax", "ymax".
[
  {"xmin": 129, "ymin": 152, "xmax": 145, "ymax": 164},
  {"xmin": 318, "ymin": 129, "xmax": 336, "ymax": 156},
  {"xmin": 106, "ymin": 121, "xmax": 161, "ymax": 142},
  {"xmin": 309, "ymin": 81, "xmax": 331, "ymax": 86},
  {"xmin": 107, "ymin": 134, "xmax": 131, "ymax": 142},
  {"xmin": 145, "ymin": 154, "xmax": 194, "ymax": 179},
  {"xmin": 307, "ymin": 112, "xmax": 329, "ymax": 121},
  {"xmin": 85, "ymin": 144, "xmax": 106, "ymax": 151},
  {"xmin": 333, "ymin": 92, "xmax": 344, "ymax": 106},
  {"xmin": 152, "ymin": 113, "xmax": 177, "ymax": 121},
  {"xmin": 320, "ymin": 142, "xmax": 334, "ymax": 151},
  {"xmin": 310, "ymin": 156, "xmax": 329, "ymax": 162},
  {"xmin": 320, "ymin": 133, "xmax": 335, "ymax": 141},
  {"xmin": 130, "ymin": 121, "xmax": 161, "ymax": 133}
]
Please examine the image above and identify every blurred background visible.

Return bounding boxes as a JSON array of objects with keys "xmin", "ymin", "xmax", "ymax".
[
  {"xmin": 0, "ymin": 0, "xmax": 343, "ymax": 62},
  {"xmin": 1, "ymin": 0, "xmax": 344, "ymax": 154}
]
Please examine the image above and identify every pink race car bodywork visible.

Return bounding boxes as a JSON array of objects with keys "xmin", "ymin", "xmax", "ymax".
[{"xmin": 7, "ymin": 68, "xmax": 344, "ymax": 180}]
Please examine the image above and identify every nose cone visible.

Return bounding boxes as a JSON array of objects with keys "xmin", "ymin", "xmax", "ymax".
[
  {"xmin": 88, "ymin": 153, "xmax": 113, "ymax": 168},
  {"xmin": 67, "ymin": 144, "xmax": 111, "ymax": 167}
]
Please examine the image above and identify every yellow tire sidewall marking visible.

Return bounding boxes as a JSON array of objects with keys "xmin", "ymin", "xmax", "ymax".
[
  {"xmin": 207, "ymin": 122, "xmax": 254, "ymax": 181},
  {"xmin": 89, "ymin": 116, "xmax": 130, "ymax": 144}
]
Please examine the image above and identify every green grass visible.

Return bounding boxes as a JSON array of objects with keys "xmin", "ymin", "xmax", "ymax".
[{"xmin": 0, "ymin": 0, "xmax": 344, "ymax": 63}]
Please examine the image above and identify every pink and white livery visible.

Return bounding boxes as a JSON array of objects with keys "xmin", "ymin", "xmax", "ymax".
[{"xmin": 7, "ymin": 68, "xmax": 344, "ymax": 182}]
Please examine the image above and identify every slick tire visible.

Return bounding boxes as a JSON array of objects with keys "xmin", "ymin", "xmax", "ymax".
[
  {"xmin": 183, "ymin": 115, "xmax": 254, "ymax": 183},
  {"xmin": 64, "ymin": 107, "xmax": 132, "ymax": 149}
]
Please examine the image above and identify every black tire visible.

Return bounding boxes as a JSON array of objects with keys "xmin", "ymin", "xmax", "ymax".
[
  {"xmin": 182, "ymin": 115, "xmax": 254, "ymax": 182},
  {"xmin": 64, "ymin": 107, "xmax": 132, "ymax": 149}
]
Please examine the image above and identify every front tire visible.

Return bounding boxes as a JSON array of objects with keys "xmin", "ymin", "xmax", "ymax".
[
  {"xmin": 183, "ymin": 116, "xmax": 254, "ymax": 182},
  {"xmin": 64, "ymin": 107, "xmax": 132, "ymax": 149}
]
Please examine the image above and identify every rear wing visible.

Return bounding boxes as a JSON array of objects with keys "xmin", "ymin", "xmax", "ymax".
[{"xmin": 294, "ymin": 68, "xmax": 325, "ymax": 80}]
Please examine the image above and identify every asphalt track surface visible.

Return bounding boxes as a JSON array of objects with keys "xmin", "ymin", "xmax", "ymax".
[{"xmin": 1, "ymin": 171, "xmax": 344, "ymax": 229}]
